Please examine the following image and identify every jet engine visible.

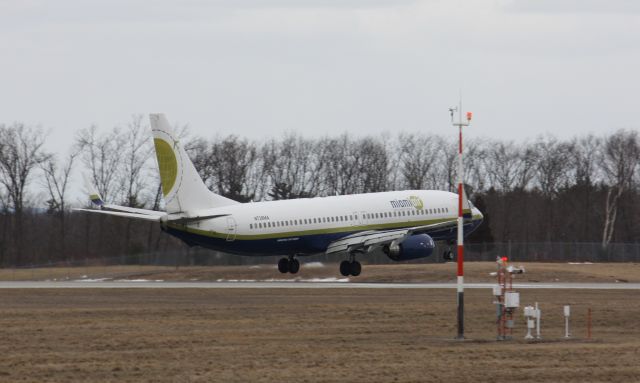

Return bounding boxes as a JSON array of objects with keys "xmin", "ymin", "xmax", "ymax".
[{"xmin": 383, "ymin": 234, "xmax": 435, "ymax": 261}]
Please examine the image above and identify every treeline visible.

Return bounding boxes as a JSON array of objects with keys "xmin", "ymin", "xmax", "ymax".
[{"xmin": 0, "ymin": 116, "xmax": 639, "ymax": 266}]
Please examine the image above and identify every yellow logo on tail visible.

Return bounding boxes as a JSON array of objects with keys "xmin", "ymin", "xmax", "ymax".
[{"xmin": 153, "ymin": 138, "xmax": 178, "ymax": 196}]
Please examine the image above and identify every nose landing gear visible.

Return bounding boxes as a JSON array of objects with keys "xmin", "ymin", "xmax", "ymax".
[{"xmin": 442, "ymin": 240, "xmax": 455, "ymax": 261}]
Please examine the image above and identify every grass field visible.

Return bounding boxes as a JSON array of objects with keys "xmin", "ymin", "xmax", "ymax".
[{"xmin": 1, "ymin": 286, "xmax": 639, "ymax": 382}]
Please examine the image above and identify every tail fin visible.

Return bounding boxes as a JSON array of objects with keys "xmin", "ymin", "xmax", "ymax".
[{"xmin": 149, "ymin": 114, "xmax": 239, "ymax": 214}]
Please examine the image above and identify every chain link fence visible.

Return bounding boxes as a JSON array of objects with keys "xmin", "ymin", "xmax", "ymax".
[{"xmin": 2, "ymin": 242, "xmax": 639, "ymax": 272}]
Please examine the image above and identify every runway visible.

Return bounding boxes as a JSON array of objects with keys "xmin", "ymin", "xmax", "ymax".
[{"xmin": 1, "ymin": 281, "xmax": 640, "ymax": 289}]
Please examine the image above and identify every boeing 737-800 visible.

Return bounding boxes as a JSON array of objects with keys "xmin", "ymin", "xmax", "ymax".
[{"xmin": 77, "ymin": 114, "xmax": 483, "ymax": 276}]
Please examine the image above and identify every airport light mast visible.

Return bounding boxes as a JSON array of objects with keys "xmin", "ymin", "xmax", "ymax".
[{"xmin": 450, "ymin": 103, "xmax": 472, "ymax": 339}]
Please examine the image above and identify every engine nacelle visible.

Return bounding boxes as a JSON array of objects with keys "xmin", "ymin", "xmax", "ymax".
[{"xmin": 383, "ymin": 234, "xmax": 435, "ymax": 261}]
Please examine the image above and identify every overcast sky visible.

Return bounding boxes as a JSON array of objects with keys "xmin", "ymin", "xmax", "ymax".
[{"xmin": 1, "ymin": 0, "xmax": 639, "ymax": 153}]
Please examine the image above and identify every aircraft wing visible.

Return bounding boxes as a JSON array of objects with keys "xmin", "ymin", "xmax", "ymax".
[{"xmin": 325, "ymin": 220, "xmax": 458, "ymax": 254}]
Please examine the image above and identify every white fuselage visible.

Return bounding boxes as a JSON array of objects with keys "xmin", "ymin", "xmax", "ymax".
[{"xmin": 165, "ymin": 190, "xmax": 483, "ymax": 256}]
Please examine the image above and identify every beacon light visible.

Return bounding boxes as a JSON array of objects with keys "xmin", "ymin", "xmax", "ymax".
[{"xmin": 466, "ymin": 112, "xmax": 473, "ymax": 121}]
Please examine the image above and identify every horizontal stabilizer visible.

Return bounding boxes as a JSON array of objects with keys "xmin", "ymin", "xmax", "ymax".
[
  {"xmin": 101, "ymin": 204, "xmax": 166, "ymax": 217},
  {"xmin": 73, "ymin": 208, "xmax": 163, "ymax": 222}
]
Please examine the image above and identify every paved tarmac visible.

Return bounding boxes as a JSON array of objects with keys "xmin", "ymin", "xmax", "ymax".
[{"xmin": 1, "ymin": 281, "xmax": 640, "ymax": 289}]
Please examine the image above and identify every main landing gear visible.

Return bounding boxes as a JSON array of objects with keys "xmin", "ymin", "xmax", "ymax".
[
  {"xmin": 278, "ymin": 256, "xmax": 300, "ymax": 274},
  {"xmin": 340, "ymin": 252, "xmax": 361, "ymax": 277}
]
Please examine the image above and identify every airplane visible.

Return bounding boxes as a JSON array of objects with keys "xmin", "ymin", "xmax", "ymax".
[{"xmin": 76, "ymin": 114, "xmax": 484, "ymax": 277}]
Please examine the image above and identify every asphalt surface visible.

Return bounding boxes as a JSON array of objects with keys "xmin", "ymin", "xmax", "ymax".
[{"xmin": 1, "ymin": 281, "xmax": 640, "ymax": 289}]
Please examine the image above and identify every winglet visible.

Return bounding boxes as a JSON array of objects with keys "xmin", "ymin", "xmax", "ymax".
[{"xmin": 83, "ymin": 174, "xmax": 104, "ymax": 207}]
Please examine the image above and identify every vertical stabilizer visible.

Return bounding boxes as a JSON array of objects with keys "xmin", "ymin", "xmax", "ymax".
[{"xmin": 149, "ymin": 114, "xmax": 239, "ymax": 214}]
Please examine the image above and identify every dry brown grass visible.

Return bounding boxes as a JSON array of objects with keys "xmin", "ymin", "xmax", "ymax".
[
  {"xmin": 2, "ymin": 262, "xmax": 638, "ymax": 283},
  {"xmin": 0, "ymin": 287, "xmax": 639, "ymax": 382}
]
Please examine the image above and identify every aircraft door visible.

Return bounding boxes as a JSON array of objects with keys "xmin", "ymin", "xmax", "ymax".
[
  {"xmin": 352, "ymin": 211, "xmax": 359, "ymax": 226},
  {"xmin": 358, "ymin": 211, "xmax": 367, "ymax": 225},
  {"xmin": 226, "ymin": 216, "xmax": 237, "ymax": 241}
]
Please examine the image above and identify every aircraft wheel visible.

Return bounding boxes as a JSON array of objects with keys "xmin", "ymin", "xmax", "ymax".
[
  {"xmin": 443, "ymin": 250, "xmax": 454, "ymax": 261},
  {"xmin": 288, "ymin": 258, "xmax": 300, "ymax": 274},
  {"xmin": 339, "ymin": 260, "xmax": 351, "ymax": 277},
  {"xmin": 278, "ymin": 258, "xmax": 289, "ymax": 273},
  {"xmin": 350, "ymin": 261, "xmax": 361, "ymax": 277}
]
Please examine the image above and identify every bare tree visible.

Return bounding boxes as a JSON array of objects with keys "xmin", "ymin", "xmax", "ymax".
[
  {"xmin": 41, "ymin": 150, "xmax": 78, "ymax": 258},
  {"xmin": 120, "ymin": 115, "xmax": 153, "ymax": 208},
  {"xmin": 570, "ymin": 135, "xmax": 602, "ymax": 187},
  {"xmin": 534, "ymin": 135, "xmax": 572, "ymax": 197},
  {"xmin": 320, "ymin": 135, "xmax": 358, "ymax": 196},
  {"xmin": 0, "ymin": 123, "xmax": 50, "ymax": 213},
  {"xmin": 483, "ymin": 140, "xmax": 537, "ymax": 192},
  {"xmin": 398, "ymin": 133, "xmax": 440, "ymax": 190},
  {"xmin": 463, "ymin": 138, "xmax": 488, "ymax": 196},
  {"xmin": 41, "ymin": 151, "xmax": 77, "ymax": 214},
  {"xmin": 76, "ymin": 125, "xmax": 126, "ymax": 203},
  {"xmin": 355, "ymin": 137, "xmax": 389, "ymax": 193},
  {"xmin": 204, "ymin": 135, "xmax": 258, "ymax": 202},
  {"xmin": 263, "ymin": 134, "xmax": 322, "ymax": 200},
  {"xmin": 0, "ymin": 123, "xmax": 50, "ymax": 264},
  {"xmin": 600, "ymin": 130, "xmax": 640, "ymax": 249}
]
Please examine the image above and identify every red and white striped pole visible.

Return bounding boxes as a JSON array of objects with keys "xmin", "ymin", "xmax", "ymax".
[{"xmin": 453, "ymin": 106, "xmax": 472, "ymax": 339}]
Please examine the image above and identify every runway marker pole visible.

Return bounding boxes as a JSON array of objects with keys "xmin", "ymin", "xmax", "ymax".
[{"xmin": 450, "ymin": 103, "xmax": 471, "ymax": 340}]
